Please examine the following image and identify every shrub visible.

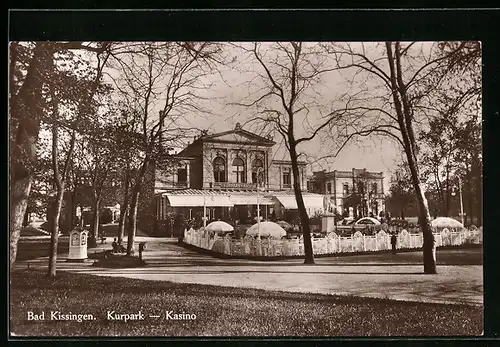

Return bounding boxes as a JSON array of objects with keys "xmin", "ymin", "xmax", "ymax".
[{"xmin": 100, "ymin": 209, "xmax": 113, "ymax": 224}]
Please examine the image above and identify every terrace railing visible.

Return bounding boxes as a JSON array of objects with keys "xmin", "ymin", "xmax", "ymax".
[{"xmin": 183, "ymin": 226, "xmax": 482, "ymax": 258}]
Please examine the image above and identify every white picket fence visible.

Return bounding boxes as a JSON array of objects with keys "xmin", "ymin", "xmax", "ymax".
[{"xmin": 182, "ymin": 227, "xmax": 482, "ymax": 257}]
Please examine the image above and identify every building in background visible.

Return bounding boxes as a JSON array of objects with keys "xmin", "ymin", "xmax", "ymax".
[
  {"xmin": 307, "ymin": 169, "xmax": 385, "ymax": 219},
  {"xmin": 143, "ymin": 123, "xmax": 324, "ymax": 230}
]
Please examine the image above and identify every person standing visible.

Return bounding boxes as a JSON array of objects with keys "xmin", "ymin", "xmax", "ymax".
[{"xmin": 391, "ymin": 233, "xmax": 397, "ymax": 254}]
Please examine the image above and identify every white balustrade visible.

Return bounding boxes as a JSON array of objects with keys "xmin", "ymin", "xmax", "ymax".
[{"xmin": 181, "ymin": 224, "xmax": 482, "ymax": 257}]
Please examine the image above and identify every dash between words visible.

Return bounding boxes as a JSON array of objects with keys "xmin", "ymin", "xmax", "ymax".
[{"xmin": 107, "ymin": 311, "xmax": 197, "ymax": 321}]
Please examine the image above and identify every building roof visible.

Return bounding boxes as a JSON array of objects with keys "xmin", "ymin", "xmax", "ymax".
[
  {"xmin": 311, "ymin": 169, "xmax": 384, "ymax": 180},
  {"xmin": 157, "ymin": 188, "xmax": 318, "ymax": 196},
  {"xmin": 193, "ymin": 123, "xmax": 275, "ymax": 146},
  {"xmin": 157, "ymin": 189, "xmax": 324, "ymax": 208},
  {"xmin": 271, "ymin": 159, "xmax": 307, "ymax": 166},
  {"xmin": 271, "ymin": 190, "xmax": 324, "ymax": 197},
  {"xmin": 157, "ymin": 155, "xmax": 197, "ymax": 162}
]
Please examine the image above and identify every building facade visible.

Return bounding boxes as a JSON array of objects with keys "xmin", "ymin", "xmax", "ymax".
[
  {"xmin": 307, "ymin": 168, "xmax": 385, "ymax": 218},
  {"xmin": 148, "ymin": 123, "xmax": 324, "ymax": 227}
]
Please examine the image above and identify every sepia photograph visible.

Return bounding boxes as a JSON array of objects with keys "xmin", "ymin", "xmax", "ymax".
[{"xmin": 9, "ymin": 38, "xmax": 483, "ymax": 337}]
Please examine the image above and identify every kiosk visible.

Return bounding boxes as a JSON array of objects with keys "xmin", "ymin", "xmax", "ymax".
[{"xmin": 67, "ymin": 227, "xmax": 89, "ymax": 262}]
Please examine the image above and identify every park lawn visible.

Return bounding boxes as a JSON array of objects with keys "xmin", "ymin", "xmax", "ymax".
[
  {"xmin": 15, "ymin": 238, "xmax": 69, "ymax": 261},
  {"xmin": 10, "ymin": 269, "xmax": 482, "ymax": 337}
]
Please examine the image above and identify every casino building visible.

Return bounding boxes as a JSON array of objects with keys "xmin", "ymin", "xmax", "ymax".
[{"xmin": 147, "ymin": 123, "xmax": 325, "ymax": 226}]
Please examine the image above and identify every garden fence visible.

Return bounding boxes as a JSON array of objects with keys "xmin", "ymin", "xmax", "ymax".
[{"xmin": 182, "ymin": 226, "xmax": 482, "ymax": 257}]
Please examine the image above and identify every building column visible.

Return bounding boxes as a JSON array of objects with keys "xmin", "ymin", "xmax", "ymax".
[
  {"xmin": 186, "ymin": 163, "xmax": 190, "ymax": 188},
  {"xmin": 246, "ymin": 150, "xmax": 251, "ymax": 185},
  {"xmin": 163, "ymin": 196, "xmax": 167, "ymax": 220},
  {"xmin": 279, "ymin": 166, "xmax": 282, "ymax": 189},
  {"xmin": 333, "ymin": 172, "xmax": 337, "ymax": 209}
]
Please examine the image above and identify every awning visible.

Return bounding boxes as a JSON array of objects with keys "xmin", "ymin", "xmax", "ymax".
[
  {"xmin": 275, "ymin": 195, "xmax": 324, "ymax": 210},
  {"xmin": 230, "ymin": 195, "xmax": 275, "ymax": 205},
  {"xmin": 163, "ymin": 193, "xmax": 234, "ymax": 207}
]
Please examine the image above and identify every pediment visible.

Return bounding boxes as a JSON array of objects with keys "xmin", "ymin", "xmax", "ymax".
[{"xmin": 205, "ymin": 130, "xmax": 275, "ymax": 146}]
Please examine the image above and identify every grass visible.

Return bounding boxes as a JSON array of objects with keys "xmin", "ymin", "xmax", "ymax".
[
  {"xmin": 20, "ymin": 226, "xmax": 50, "ymax": 237},
  {"xmin": 15, "ymin": 239, "xmax": 69, "ymax": 261},
  {"xmin": 10, "ymin": 269, "xmax": 483, "ymax": 337},
  {"xmin": 92, "ymin": 254, "xmax": 146, "ymax": 268}
]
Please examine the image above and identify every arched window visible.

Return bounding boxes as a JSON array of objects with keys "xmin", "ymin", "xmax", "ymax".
[
  {"xmin": 232, "ymin": 157, "xmax": 246, "ymax": 183},
  {"xmin": 251, "ymin": 159, "xmax": 264, "ymax": 184},
  {"xmin": 213, "ymin": 157, "xmax": 226, "ymax": 182},
  {"xmin": 357, "ymin": 181, "xmax": 364, "ymax": 195},
  {"xmin": 343, "ymin": 184, "xmax": 349, "ymax": 195},
  {"xmin": 282, "ymin": 167, "xmax": 291, "ymax": 188}
]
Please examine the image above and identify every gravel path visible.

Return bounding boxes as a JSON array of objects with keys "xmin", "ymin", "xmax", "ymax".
[{"xmin": 15, "ymin": 239, "xmax": 483, "ymax": 306}]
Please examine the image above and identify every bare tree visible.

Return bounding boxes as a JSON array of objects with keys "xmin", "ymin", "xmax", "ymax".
[
  {"xmin": 229, "ymin": 42, "xmax": 359, "ymax": 264},
  {"xmin": 47, "ymin": 123, "xmax": 76, "ymax": 277},
  {"xmin": 322, "ymin": 41, "xmax": 481, "ymax": 274},
  {"xmin": 45, "ymin": 47, "xmax": 111, "ymax": 276},
  {"xmin": 107, "ymin": 42, "xmax": 223, "ymax": 255},
  {"xmin": 78, "ymin": 121, "xmax": 119, "ymax": 246}
]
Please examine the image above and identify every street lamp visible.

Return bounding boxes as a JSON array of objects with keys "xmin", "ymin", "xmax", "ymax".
[
  {"xmin": 256, "ymin": 167, "xmax": 264, "ymax": 240},
  {"xmin": 451, "ymin": 175, "xmax": 465, "ymax": 226},
  {"xmin": 203, "ymin": 182, "xmax": 213, "ymax": 228},
  {"xmin": 114, "ymin": 203, "xmax": 120, "ymax": 223},
  {"xmin": 368, "ymin": 190, "xmax": 373, "ymax": 216},
  {"xmin": 203, "ymin": 191, "xmax": 207, "ymax": 228}
]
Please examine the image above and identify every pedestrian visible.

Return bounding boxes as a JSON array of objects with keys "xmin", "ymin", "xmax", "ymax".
[
  {"xmin": 391, "ymin": 233, "xmax": 397, "ymax": 254},
  {"xmin": 112, "ymin": 238, "xmax": 118, "ymax": 253}
]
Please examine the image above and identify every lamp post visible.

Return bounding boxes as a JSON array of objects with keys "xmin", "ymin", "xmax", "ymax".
[
  {"xmin": 256, "ymin": 167, "xmax": 264, "ymax": 240},
  {"xmin": 76, "ymin": 206, "xmax": 83, "ymax": 228},
  {"xmin": 203, "ymin": 191, "xmax": 207, "ymax": 227},
  {"xmin": 368, "ymin": 191, "xmax": 372, "ymax": 216},
  {"xmin": 451, "ymin": 175, "xmax": 465, "ymax": 226},
  {"xmin": 114, "ymin": 203, "xmax": 120, "ymax": 223},
  {"xmin": 203, "ymin": 182, "xmax": 213, "ymax": 228}
]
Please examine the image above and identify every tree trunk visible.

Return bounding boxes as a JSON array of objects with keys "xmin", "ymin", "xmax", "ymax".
[
  {"xmin": 403, "ymin": 136, "xmax": 437, "ymax": 274},
  {"xmin": 9, "ymin": 43, "xmax": 48, "ymax": 272},
  {"xmin": 126, "ymin": 156, "xmax": 149, "ymax": 256},
  {"xmin": 118, "ymin": 168, "xmax": 130, "ymax": 244},
  {"xmin": 118, "ymin": 204, "xmax": 128, "ymax": 245},
  {"xmin": 91, "ymin": 201, "xmax": 100, "ymax": 239},
  {"xmin": 289, "ymin": 144, "xmax": 314, "ymax": 264},
  {"xmin": 70, "ymin": 186, "xmax": 77, "ymax": 228},
  {"xmin": 48, "ymin": 187, "xmax": 64, "ymax": 277},
  {"xmin": 465, "ymin": 158, "xmax": 473, "ymax": 225},
  {"xmin": 10, "ymin": 177, "xmax": 32, "ymax": 271},
  {"xmin": 126, "ymin": 185, "xmax": 140, "ymax": 256},
  {"xmin": 23, "ymin": 207, "xmax": 30, "ymax": 227},
  {"xmin": 472, "ymin": 154, "xmax": 482, "ymax": 225},
  {"xmin": 445, "ymin": 165, "xmax": 450, "ymax": 217},
  {"xmin": 434, "ymin": 169, "xmax": 445, "ymax": 216},
  {"xmin": 386, "ymin": 41, "xmax": 436, "ymax": 274}
]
